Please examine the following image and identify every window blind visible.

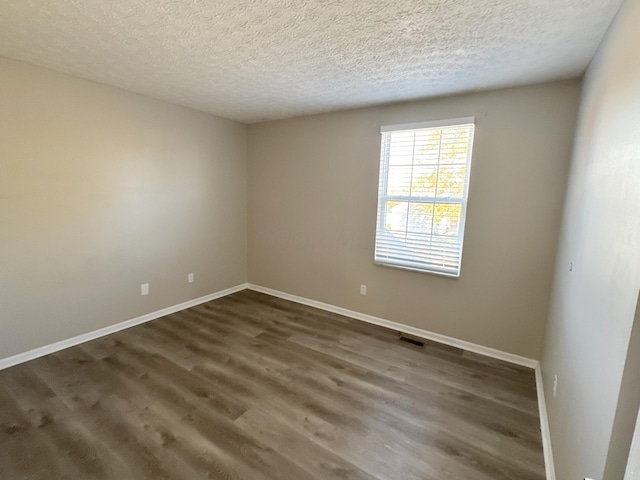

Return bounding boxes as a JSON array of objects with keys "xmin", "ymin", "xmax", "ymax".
[{"xmin": 374, "ymin": 118, "xmax": 475, "ymax": 277}]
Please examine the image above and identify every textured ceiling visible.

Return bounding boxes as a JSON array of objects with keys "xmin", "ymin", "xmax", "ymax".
[{"xmin": 0, "ymin": 0, "xmax": 624, "ymax": 123}]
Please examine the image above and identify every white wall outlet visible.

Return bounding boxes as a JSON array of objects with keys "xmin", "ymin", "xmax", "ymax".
[
  {"xmin": 569, "ymin": 261, "xmax": 574, "ymax": 272},
  {"xmin": 553, "ymin": 374, "xmax": 558, "ymax": 397},
  {"xmin": 188, "ymin": 273, "xmax": 194, "ymax": 283},
  {"xmin": 141, "ymin": 283, "xmax": 149, "ymax": 296},
  {"xmin": 360, "ymin": 284, "xmax": 367, "ymax": 295}
]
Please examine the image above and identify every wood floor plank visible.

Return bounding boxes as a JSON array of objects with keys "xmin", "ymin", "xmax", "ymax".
[
  {"xmin": 232, "ymin": 332, "xmax": 543, "ymax": 478},
  {"xmin": 0, "ymin": 289, "xmax": 546, "ymax": 479},
  {"xmin": 147, "ymin": 322, "xmax": 540, "ymax": 479},
  {"xmin": 234, "ymin": 406, "xmax": 381, "ymax": 480}
]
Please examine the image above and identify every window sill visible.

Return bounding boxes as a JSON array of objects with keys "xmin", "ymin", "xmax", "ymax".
[{"xmin": 374, "ymin": 260, "xmax": 460, "ymax": 278}]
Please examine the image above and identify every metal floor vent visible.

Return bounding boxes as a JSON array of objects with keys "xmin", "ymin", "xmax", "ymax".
[{"xmin": 399, "ymin": 335, "xmax": 425, "ymax": 347}]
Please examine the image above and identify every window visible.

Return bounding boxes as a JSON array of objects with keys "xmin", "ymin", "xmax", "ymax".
[{"xmin": 374, "ymin": 118, "xmax": 475, "ymax": 277}]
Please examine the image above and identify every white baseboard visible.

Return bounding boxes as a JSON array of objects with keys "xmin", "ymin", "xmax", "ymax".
[
  {"xmin": 0, "ymin": 282, "xmax": 249, "ymax": 371},
  {"xmin": 535, "ymin": 364, "xmax": 557, "ymax": 480},
  {"xmin": 247, "ymin": 283, "xmax": 538, "ymax": 368}
]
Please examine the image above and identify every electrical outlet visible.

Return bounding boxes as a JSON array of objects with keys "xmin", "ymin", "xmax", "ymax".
[
  {"xmin": 569, "ymin": 261, "xmax": 574, "ymax": 272},
  {"xmin": 141, "ymin": 283, "xmax": 149, "ymax": 296},
  {"xmin": 360, "ymin": 285, "xmax": 367, "ymax": 295},
  {"xmin": 188, "ymin": 273, "xmax": 194, "ymax": 283},
  {"xmin": 553, "ymin": 374, "xmax": 558, "ymax": 397}
]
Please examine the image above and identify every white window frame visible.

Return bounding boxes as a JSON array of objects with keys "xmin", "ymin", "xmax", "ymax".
[{"xmin": 374, "ymin": 117, "xmax": 475, "ymax": 278}]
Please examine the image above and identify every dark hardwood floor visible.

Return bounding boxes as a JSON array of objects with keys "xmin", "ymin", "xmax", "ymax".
[{"xmin": 0, "ymin": 290, "xmax": 546, "ymax": 479}]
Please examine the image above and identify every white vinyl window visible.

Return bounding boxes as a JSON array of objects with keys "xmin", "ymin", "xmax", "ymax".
[{"xmin": 374, "ymin": 118, "xmax": 475, "ymax": 277}]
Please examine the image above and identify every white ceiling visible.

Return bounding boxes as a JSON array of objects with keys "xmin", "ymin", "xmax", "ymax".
[{"xmin": 0, "ymin": 0, "xmax": 623, "ymax": 123}]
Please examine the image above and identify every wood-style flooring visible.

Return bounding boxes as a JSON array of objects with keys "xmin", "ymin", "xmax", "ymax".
[{"xmin": 0, "ymin": 290, "xmax": 546, "ymax": 479}]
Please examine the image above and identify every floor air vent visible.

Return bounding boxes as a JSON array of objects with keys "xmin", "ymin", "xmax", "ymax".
[{"xmin": 399, "ymin": 335, "xmax": 425, "ymax": 347}]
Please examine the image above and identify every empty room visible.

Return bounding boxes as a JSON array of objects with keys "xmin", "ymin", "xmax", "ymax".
[{"xmin": 1, "ymin": 1, "xmax": 639, "ymax": 479}]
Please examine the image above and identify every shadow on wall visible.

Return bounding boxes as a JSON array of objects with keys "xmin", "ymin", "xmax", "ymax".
[{"xmin": 606, "ymin": 289, "xmax": 640, "ymax": 479}]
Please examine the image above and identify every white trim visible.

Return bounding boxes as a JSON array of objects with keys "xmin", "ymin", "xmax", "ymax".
[
  {"xmin": 535, "ymin": 364, "xmax": 557, "ymax": 480},
  {"xmin": 247, "ymin": 283, "xmax": 537, "ymax": 368},
  {"xmin": 0, "ymin": 283, "xmax": 248, "ymax": 371},
  {"xmin": 380, "ymin": 117, "xmax": 475, "ymax": 133}
]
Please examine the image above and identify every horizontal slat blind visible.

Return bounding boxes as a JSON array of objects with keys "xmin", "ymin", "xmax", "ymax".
[{"xmin": 375, "ymin": 120, "xmax": 475, "ymax": 277}]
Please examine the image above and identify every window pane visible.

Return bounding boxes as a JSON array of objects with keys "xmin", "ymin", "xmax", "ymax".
[
  {"xmin": 414, "ymin": 130, "xmax": 442, "ymax": 165},
  {"xmin": 389, "ymin": 131, "xmax": 415, "ymax": 165},
  {"xmin": 433, "ymin": 203, "xmax": 462, "ymax": 236},
  {"xmin": 410, "ymin": 166, "xmax": 437, "ymax": 197},
  {"xmin": 385, "ymin": 201, "xmax": 407, "ymax": 232},
  {"xmin": 440, "ymin": 128, "xmax": 470, "ymax": 164},
  {"xmin": 436, "ymin": 165, "xmax": 467, "ymax": 198},
  {"xmin": 407, "ymin": 203, "xmax": 434, "ymax": 234},
  {"xmin": 386, "ymin": 166, "xmax": 412, "ymax": 196}
]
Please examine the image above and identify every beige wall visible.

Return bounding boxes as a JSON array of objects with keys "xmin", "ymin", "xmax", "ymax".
[
  {"xmin": 247, "ymin": 80, "xmax": 581, "ymax": 359},
  {"xmin": 540, "ymin": 0, "xmax": 640, "ymax": 478},
  {"xmin": 0, "ymin": 57, "xmax": 247, "ymax": 360}
]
